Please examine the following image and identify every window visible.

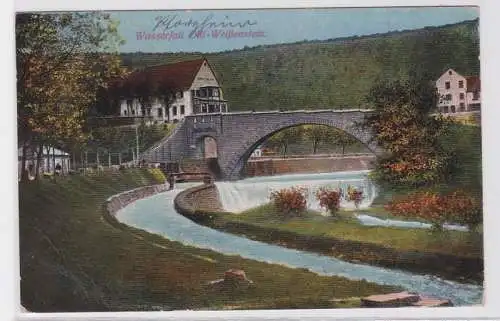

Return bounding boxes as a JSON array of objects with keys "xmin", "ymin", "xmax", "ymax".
[
  {"xmin": 459, "ymin": 103, "xmax": 465, "ymax": 111},
  {"xmin": 458, "ymin": 80, "xmax": 464, "ymax": 88},
  {"xmin": 180, "ymin": 105, "xmax": 185, "ymax": 115},
  {"xmin": 157, "ymin": 108, "xmax": 163, "ymax": 117},
  {"xmin": 473, "ymin": 91, "xmax": 480, "ymax": 100},
  {"xmin": 201, "ymin": 104, "xmax": 207, "ymax": 113},
  {"xmin": 451, "ymin": 105, "xmax": 456, "ymax": 113},
  {"xmin": 176, "ymin": 91, "xmax": 183, "ymax": 99},
  {"xmin": 195, "ymin": 90, "xmax": 200, "ymax": 97},
  {"xmin": 446, "ymin": 94, "xmax": 452, "ymax": 101},
  {"xmin": 448, "ymin": 70, "xmax": 452, "ymax": 75},
  {"xmin": 445, "ymin": 81, "xmax": 450, "ymax": 89},
  {"xmin": 213, "ymin": 88, "xmax": 219, "ymax": 97},
  {"xmin": 172, "ymin": 106, "xmax": 178, "ymax": 116},
  {"xmin": 208, "ymin": 104, "xmax": 215, "ymax": 113},
  {"xmin": 443, "ymin": 106, "xmax": 449, "ymax": 113},
  {"xmin": 459, "ymin": 93, "xmax": 465, "ymax": 100},
  {"xmin": 124, "ymin": 110, "xmax": 127, "ymax": 116}
]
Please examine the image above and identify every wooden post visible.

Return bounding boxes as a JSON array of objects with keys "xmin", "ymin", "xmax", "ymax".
[
  {"xmin": 85, "ymin": 151, "xmax": 88, "ymax": 175},
  {"xmin": 108, "ymin": 151, "xmax": 112, "ymax": 168},
  {"xmin": 96, "ymin": 150, "xmax": 100, "ymax": 173}
]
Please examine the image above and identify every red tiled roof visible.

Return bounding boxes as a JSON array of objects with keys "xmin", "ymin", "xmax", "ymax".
[
  {"xmin": 466, "ymin": 76, "xmax": 480, "ymax": 92},
  {"xmin": 114, "ymin": 58, "xmax": 207, "ymax": 91}
]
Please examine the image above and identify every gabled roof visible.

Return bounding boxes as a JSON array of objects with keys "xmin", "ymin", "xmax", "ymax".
[
  {"xmin": 437, "ymin": 68, "xmax": 480, "ymax": 92},
  {"xmin": 466, "ymin": 76, "xmax": 480, "ymax": 92},
  {"xmin": 115, "ymin": 58, "xmax": 209, "ymax": 91}
]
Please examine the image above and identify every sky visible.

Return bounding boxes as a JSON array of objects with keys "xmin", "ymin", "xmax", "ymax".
[{"xmin": 110, "ymin": 7, "xmax": 479, "ymax": 53}]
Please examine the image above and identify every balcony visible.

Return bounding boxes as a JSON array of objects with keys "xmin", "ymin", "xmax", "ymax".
[{"xmin": 192, "ymin": 97, "xmax": 229, "ymax": 114}]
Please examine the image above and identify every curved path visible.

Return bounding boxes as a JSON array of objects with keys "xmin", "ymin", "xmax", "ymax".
[{"xmin": 116, "ymin": 184, "xmax": 482, "ymax": 306}]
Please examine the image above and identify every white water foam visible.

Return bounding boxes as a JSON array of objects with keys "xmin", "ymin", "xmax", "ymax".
[{"xmin": 216, "ymin": 170, "xmax": 378, "ymax": 213}]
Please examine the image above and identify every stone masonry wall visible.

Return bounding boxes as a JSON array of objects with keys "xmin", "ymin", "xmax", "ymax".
[
  {"xmin": 106, "ymin": 184, "xmax": 170, "ymax": 216},
  {"xmin": 245, "ymin": 155, "xmax": 376, "ymax": 177},
  {"xmin": 175, "ymin": 184, "xmax": 223, "ymax": 213}
]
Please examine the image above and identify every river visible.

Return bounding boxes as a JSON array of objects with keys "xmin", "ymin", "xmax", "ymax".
[{"xmin": 115, "ymin": 171, "xmax": 483, "ymax": 306}]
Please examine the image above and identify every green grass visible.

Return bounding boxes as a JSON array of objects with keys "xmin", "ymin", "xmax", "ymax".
[
  {"xmin": 19, "ymin": 169, "xmax": 397, "ymax": 312},
  {"xmin": 219, "ymin": 204, "xmax": 482, "ymax": 259}
]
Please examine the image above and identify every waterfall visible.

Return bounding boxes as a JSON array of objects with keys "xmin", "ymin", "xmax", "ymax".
[{"xmin": 215, "ymin": 170, "xmax": 378, "ymax": 213}]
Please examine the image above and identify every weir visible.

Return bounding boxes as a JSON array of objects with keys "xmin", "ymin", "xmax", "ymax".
[{"xmin": 215, "ymin": 170, "xmax": 378, "ymax": 213}]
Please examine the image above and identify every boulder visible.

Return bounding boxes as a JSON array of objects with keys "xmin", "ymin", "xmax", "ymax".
[{"xmin": 207, "ymin": 269, "xmax": 254, "ymax": 292}]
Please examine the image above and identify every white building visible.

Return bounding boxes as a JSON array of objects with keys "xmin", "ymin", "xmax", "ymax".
[
  {"xmin": 116, "ymin": 58, "xmax": 228, "ymax": 123},
  {"xmin": 18, "ymin": 145, "xmax": 70, "ymax": 179},
  {"xmin": 436, "ymin": 68, "xmax": 481, "ymax": 114},
  {"xmin": 250, "ymin": 147, "xmax": 263, "ymax": 158}
]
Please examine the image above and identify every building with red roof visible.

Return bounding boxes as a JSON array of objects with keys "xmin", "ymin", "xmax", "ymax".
[
  {"xmin": 436, "ymin": 68, "xmax": 480, "ymax": 114},
  {"xmin": 116, "ymin": 58, "xmax": 228, "ymax": 123}
]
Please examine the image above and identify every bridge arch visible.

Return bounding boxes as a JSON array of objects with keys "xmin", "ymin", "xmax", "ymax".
[{"xmin": 221, "ymin": 116, "xmax": 382, "ymax": 180}]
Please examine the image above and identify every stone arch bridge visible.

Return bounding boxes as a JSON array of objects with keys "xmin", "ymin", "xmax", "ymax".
[{"xmin": 141, "ymin": 109, "xmax": 382, "ymax": 180}]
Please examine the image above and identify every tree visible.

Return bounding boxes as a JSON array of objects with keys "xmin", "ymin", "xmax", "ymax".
[
  {"xmin": 363, "ymin": 80, "xmax": 453, "ymax": 187},
  {"xmin": 331, "ymin": 129, "xmax": 359, "ymax": 156},
  {"xmin": 265, "ymin": 126, "xmax": 304, "ymax": 157},
  {"xmin": 16, "ymin": 12, "xmax": 126, "ymax": 181},
  {"xmin": 303, "ymin": 125, "xmax": 330, "ymax": 154}
]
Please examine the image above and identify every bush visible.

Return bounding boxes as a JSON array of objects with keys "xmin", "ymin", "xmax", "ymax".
[
  {"xmin": 270, "ymin": 187, "xmax": 307, "ymax": 217},
  {"xmin": 347, "ymin": 186, "xmax": 363, "ymax": 209},
  {"xmin": 315, "ymin": 187, "xmax": 341, "ymax": 216},
  {"xmin": 147, "ymin": 168, "xmax": 166, "ymax": 183},
  {"xmin": 385, "ymin": 190, "xmax": 482, "ymax": 230},
  {"xmin": 444, "ymin": 190, "xmax": 482, "ymax": 230}
]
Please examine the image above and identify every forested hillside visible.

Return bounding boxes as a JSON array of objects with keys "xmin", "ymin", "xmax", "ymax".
[{"xmin": 120, "ymin": 19, "xmax": 479, "ymax": 111}]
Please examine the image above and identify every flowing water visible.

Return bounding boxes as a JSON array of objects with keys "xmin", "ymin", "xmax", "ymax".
[
  {"xmin": 116, "ymin": 173, "xmax": 483, "ymax": 306},
  {"xmin": 216, "ymin": 170, "xmax": 378, "ymax": 213},
  {"xmin": 216, "ymin": 171, "xmax": 469, "ymax": 231}
]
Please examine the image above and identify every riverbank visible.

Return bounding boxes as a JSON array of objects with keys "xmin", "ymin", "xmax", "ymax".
[
  {"xmin": 174, "ymin": 185, "xmax": 482, "ymax": 284},
  {"xmin": 19, "ymin": 169, "xmax": 398, "ymax": 312}
]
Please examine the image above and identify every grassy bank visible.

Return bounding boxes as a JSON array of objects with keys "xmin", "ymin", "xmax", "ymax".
[
  {"xmin": 19, "ymin": 169, "xmax": 397, "ymax": 312},
  {"xmin": 206, "ymin": 204, "xmax": 482, "ymax": 283}
]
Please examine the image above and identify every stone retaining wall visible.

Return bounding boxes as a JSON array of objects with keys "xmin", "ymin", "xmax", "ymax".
[
  {"xmin": 174, "ymin": 184, "xmax": 227, "ymax": 224},
  {"xmin": 105, "ymin": 184, "xmax": 170, "ymax": 216},
  {"xmin": 245, "ymin": 155, "xmax": 376, "ymax": 177}
]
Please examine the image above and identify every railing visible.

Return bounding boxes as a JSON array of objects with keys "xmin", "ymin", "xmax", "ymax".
[{"xmin": 170, "ymin": 172, "xmax": 213, "ymax": 183}]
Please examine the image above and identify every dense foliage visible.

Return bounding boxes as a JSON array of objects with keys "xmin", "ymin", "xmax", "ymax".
[
  {"xmin": 17, "ymin": 12, "xmax": 126, "ymax": 180},
  {"xmin": 385, "ymin": 190, "xmax": 482, "ymax": 230},
  {"xmin": 270, "ymin": 187, "xmax": 307, "ymax": 217},
  {"xmin": 118, "ymin": 19, "xmax": 479, "ymax": 111},
  {"xmin": 363, "ymin": 79, "xmax": 454, "ymax": 188}
]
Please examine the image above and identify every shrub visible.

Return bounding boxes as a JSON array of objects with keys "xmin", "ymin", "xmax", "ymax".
[
  {"xmin": 444, "ymin": 190, "xmax": 482, "ymax": 230},
  {"xmin": 385, "ymin": 190, "xmax": 482, "ymax": 231},
  {"xmin": 270, "ymin": 187, "xmax": 307, "ymax": 217},
  {"xmin": 315, "ymin": 187, "xmax": 341, "ymax": 216},
  {"xmin": 347, "ymin": 186, "xmax": 363, "ymax": 209},
  {"xmin": 147, "ymin": 168, "xmax": 166, "ymax": 183}
]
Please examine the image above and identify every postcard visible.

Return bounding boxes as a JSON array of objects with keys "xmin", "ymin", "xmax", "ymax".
[{"xmin": 13, "ymin": 2, "xmax": 494, "ymax": 320}]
